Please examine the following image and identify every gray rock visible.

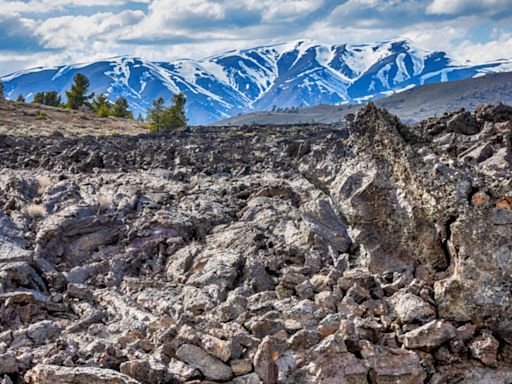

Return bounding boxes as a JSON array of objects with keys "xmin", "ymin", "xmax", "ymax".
[
  {"xmin": 469, "ymin": 330, "xmax": 499, "ymax": 367},
  {"xmin": 402, "ymin": 320, "xmax": 456, "ymax": 350},
  {"xmin": 25, "ymin": 365, "xmax": 140, "ymax": 384},
  {"xmin": 390, "ymin": 291, "xmax": 435, "ymax": 324},
  {"xmin": 254, "ymin": 336, "xmax": 279, "ymax": 384},
  {"xmin": 176, "ymin": 344, "xmax": 233, "ymax": 381},
  {"xmin": 0, "ymin": 353, "xmax": 18, "ymax": 374}
]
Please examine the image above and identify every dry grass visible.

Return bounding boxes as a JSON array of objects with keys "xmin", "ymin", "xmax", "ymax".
[
  {"xmin": 37, "ymin": 175, "xmax": 52, "ymax": 194},
  {"xmin": 0, "ymin": 99, "xmax": 148, "ymax": 137},
  {"xmin": 27, "ymin": 204, "xmax": 47, "ymax": 218}
]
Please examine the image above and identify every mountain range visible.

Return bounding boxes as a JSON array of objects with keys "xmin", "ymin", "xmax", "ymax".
[
  {"xmin": 216, "ymin": 71, "xmax": 512, "ymax": 126},
  {"xmin": 2, "ymin": 38, "xmax": 512, "ymax": 125}
]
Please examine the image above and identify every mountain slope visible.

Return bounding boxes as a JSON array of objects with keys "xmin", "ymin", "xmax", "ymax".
[
  {"xmin": 216, "ymin": 72, "xmax": 512, "ymax": 125},
  {"xmin": 2, "ymin": 39, "xmax": 511, "ymax": 125}
]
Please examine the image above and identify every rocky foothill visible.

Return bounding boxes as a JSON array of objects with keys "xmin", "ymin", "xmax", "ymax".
[{"xmin": 0, "ymin": 103, "xmax": 511, "ymax": 384}]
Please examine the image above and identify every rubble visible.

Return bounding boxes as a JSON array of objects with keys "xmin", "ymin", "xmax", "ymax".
[{"xmin": 0, "ymin": 103, "xmax": 511, "ymax": 382}]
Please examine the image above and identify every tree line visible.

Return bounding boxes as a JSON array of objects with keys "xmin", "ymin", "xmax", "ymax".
[{"xmin": 0, "ymin": 74, "xmax": 187, "ymax": 132}]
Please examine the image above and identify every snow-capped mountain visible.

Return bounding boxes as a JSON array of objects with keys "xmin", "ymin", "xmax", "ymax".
[{"xmin": 2, "ymin": 39, "xmax": 511, "ymax": 125}]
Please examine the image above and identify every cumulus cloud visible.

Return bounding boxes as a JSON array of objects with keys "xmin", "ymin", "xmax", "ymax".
[
  {"xmin": 0, "ymin": 12, "xmax": 47, "ymax": 52},
  {"xmin": 34, "ymin": 10, "xmax": 144, "ymax": 49},
  {"xmin": 0, "ymin": 0, "xmax": 511, "ymax": 75},
  {"xmin": 0, "ymin": 0, "xmax": 149, "ymax": 13},
  {"xmin": 427, "ymin": 0, "xmax": 512, "ymax": 18},
  {"xmin": 453, "ymin": 29, "xmax": 512, "ymax": 62}
]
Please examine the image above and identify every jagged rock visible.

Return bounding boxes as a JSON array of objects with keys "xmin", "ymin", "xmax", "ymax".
[
  {"xmin": 365, "ymin": 347, "xmax": 427, "ymax": 384},
  {"xmin": 469, "ymin": 330, "xmax": 499, "ymax": 367},
  {"xmin": 233, "ymin": 373, "xmax": 263, "ymax": 384},
  {"xmin": 0, "ymin": 212, "xmax": 31, "ymax": 264},
  {"xmin": 119, "ymin": 359, "xmax": 175, "ymax": 384},
  {"xmin": 25, "ymin": 320, "xmax": 62, "ymax": 344},
  {"xmin": 175, "ymin": 344, "xmax": 233, "ymax": 381},
  {"xmin": 447, "ymin": 111, "xmax": 480, "ymax": 135},
  {"xmin": 434, "ymin": 206, "xmax": 512, "ymax": 342},
  {"xmin": 0, "ymin": 104, "xmax": 511, "ymax": 382},
  {"xmin": 0, "ymin": 353, "xmax": 18, "ymax": 374},
  {"xmin": 25, "ymin": 365, "xmax": 140, "ymax": 384},
  {"xmin": 402, "ymin": 320, "xmax": 456, "ymax": 350},
  {"xmin": 313, "ymin": 352, "xmax": 368, "ymax": 383},
  {"xmin": 390, "ymin": 291, "xmax": 436, "ymax": 324},
  {"xmin": 254, "ymin": 336, "xmax": 279, "ymax": 384},
  {"xmin": 230, "ymin": 359, "xmax": 253, "ymax": 376}
]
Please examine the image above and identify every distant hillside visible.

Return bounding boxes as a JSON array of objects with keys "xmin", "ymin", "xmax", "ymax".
[
  {"xmin": 2, "ymin": 39, "xmax": 511, "ymax": 125},
  {"xmin": 216, "ymin": 72, "xmax": 512, "ymax": 125},
  {"xmin": 0, "ymin": 99, "xmax": 147, "ymax": 136}
]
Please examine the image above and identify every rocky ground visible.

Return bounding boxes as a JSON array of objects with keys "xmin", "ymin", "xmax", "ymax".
[
  {"xmin": 0, "ymin": 100, "xmax": 147, "ymax": 136},
  {"xmin": 0, "ymin": 103, "xmax": 511, "ymax": 383}
]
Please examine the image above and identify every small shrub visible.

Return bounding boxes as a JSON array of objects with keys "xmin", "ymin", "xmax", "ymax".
[
  {"xmin": 35, "ymin": 110, "xmax": 47, "ymax": 119},
  {"xmin": 27, "ymin": 204, "xmax": 47, "ymax": 218},
  {"xmin": 37, "ymin": 175, "xmax": 52, "ymax": 194},
  {"xmin": 33, "ymin": 91, "xmax": 61, "ymax": 107},
  {"xmin": 97, "ymin": 194, "xmax": 112, "ymax": 211}
]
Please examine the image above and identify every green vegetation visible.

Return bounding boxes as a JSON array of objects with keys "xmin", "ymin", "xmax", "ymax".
[
  {"xmin": 65, "ymin": 73, "xmax": 93, "ymax": 110},
  {"xmin": 147, "ymin": 93, "xmax": 187, "ymax": 133},
  {"xmin": 35, "ymin": 110, "xmax": 47, "ymax": 119},
  {"xmin": 110, "ymin": 97, "xmax": 133, "ymax": 119},
  {"xmin": 92, "ymin": 94, "xmax": 111, "ymax": 118},
  {"xmin": 32, "ymin": 91, "xmax": 62, "ymax": 107},
  {"xmin": 0, "ymin": 80, "xmax": 4, "ymax": 99},
  {"xmin": 92, "ymin": 94, "xmax": 133, "ymax": 119},
  {"xmin": 2, "ymin": 73, "xmax": 135, "ymax": 121}
]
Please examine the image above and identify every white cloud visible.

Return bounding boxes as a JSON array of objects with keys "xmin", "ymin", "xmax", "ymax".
[
  {"xmin": 34, "ymin": 10, "xmax": 144, "ymax": 49},
  {"xmin": 260, "ymin": 0, "xmax": 324, "ymax": 22},
  {"xmin": 452, "ymin": 30, "xmax": 512, "ymax": 62},
  {"xmin": 0, "ymin": 0, "xmax": 511, "ymax": 75},
  {"xmin": 0, "ymin": 0, "xmax": 149, "ymax": 13},
  {"xmin": 427, "ymin": 0, "xmax": 512, "ymax": 16}
]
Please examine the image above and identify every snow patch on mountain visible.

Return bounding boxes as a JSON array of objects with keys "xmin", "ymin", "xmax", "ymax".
[{"xmin": 2, "ymin": 38, "xmax": 511, "ymax": 125}]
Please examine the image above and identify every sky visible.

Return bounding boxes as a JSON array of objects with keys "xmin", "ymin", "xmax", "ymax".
[{"xmin": 1, "ymin": 0, "xmax": 512, "ymax": 75}]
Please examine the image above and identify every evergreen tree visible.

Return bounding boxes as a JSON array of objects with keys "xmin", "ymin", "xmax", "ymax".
[
  {"xmin": 32, "ymin": 91, "xmax": 61, "ymax": 107},
  {"xmin": 0, "ymin": 80, "xmax": 4, "ymax": 100},
  {"xmin": 146, "ymin": 93, "xmax": 187, "ymax": 133},
  {"xmin": 169, "ymin": 93, "xmax": 187, "ymax": 127},
  {"xmin": 147, "ymin": 97, "xmax": 165, "ymax": 133},
  {"xmin": 65, "ymin": 73, "xmax": 93, "ymax": 110},
  {"xmin": 110, "ymin": 97, "xmax": 133, "ymax": 119},
  {"xmin": 16, "ymin": 95, "xmax": 25, "ymax": 103},
  {"xmin": 92, "ymin": 94, "xmax": 111, "ymax": 118}
]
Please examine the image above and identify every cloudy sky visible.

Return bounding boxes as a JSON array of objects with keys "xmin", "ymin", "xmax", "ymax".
[{"xmin": 1, "ymin": 0, "xmax": 512, "ymax": 75}]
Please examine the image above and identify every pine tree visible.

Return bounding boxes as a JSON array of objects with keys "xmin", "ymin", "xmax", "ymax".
[
  {"xmin": 110, "ymin": 97, "xmax": 133, "ymax": 119},
  {"xmin": 65, "ymin": 73, "xmax": 93, "ymax": 110},
  {"xmin": 32, "ymin": 91, "xmax": 61, "ymax": 107},
  {"xmin": 147, "ymin": 97, "xmax": 165, "ymax": 133},
  {"xmin": 16, "ymin": 95, "xmax": 25, "ymax": 103},
  {"xmin": 0, "ymin": 80, "xmax": 4, "ymax": 100},
  {"xmin": 169, "ymin": 93, "xmax": 187, "ymax": 127},
  {"xmin": 146, "ymin": 93, "xmax": 187, "ymax": 133},
  {"xmin": 92, "ymin": 94, "xmax": 111, "ymax": 118}
]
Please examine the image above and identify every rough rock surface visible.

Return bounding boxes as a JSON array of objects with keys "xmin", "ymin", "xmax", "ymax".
[{"xmin": 0, "ymin": 103, "xmax": 510, "ymax": 383}]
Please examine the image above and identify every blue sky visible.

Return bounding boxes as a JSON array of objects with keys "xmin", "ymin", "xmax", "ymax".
[{"xmin": 1, "ymin": 0, "xmax": 512, "ymax": 75}]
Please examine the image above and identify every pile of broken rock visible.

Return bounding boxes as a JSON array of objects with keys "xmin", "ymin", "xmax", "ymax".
[{"xmin": 0, "ymin": 103, "xmax": 511, "ymax": 383}]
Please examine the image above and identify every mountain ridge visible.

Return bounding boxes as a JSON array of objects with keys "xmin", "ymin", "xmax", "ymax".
[
  {"xmin": 216, "ymin": 71, "xmax": 512, "ymax": 126},
  {"xmin": 2, "ymin": 38, "xmax": 512, "ymax": 124}
]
